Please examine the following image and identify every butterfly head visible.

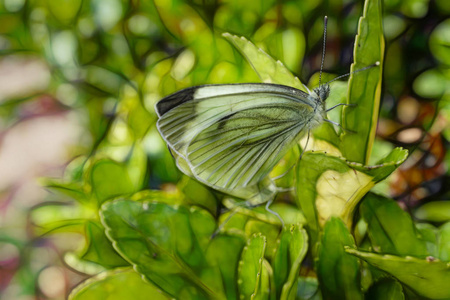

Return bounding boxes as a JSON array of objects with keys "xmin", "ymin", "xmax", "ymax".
[{"xmin": 313, "ymin": 84, "xmax": 330, "ymax": 103}]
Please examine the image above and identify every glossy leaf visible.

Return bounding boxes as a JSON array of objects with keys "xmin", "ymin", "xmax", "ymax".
[
  {"xmin": 43, "ymin": 179, "xmax": 88, "ymax": 204},
  {"xmin": 415, "ymin": 223, "xmax": 439, "ymax": 258},
  {"xmin": 272, "ymin": 225, "xmax": 308, "ymax": 300},
  {"xmin": 429, "ymin": 19, "xmax": 450, "ymax": 65},
  {"xmin": 366, "ymin": 279, "xmax": 404, "ymax": 300},
  {"xmin": 69, "ymin": 268, "xmax": 170, "ymax": 300},
  {"xmin": 223, "ymin": 33, "xmax": 307, "ymax": 92},
  {"xmin": 360, "ymin": 193, "xmax": 429, "ymax": 258},
  {"xmin": 413, "ymin": 68, "xmax": 448, "ymax": 99},
  {"xmin": 89, "ymin": 159, "xmax": 136, "ymax": 205},
  {"xmin": 414, "ymin": 201, "xmax": 450, "ymax": 223},
  {"xmin": 30, "ymin": 202, "xmax": 91, "ymax": 235},
  {"xmin": 296, "ymin": 148, "xmax": 407, "ymax": 246},
  {"xmin": 206, "ymin": 233, "xmax": 247, "ymax": 300},
  {"xmin": 438, "ymin": 222, "xmax": 450, "ymax": 261},
  {"xmin": 118, "ymin": 86, "xmax": 153, "ymax": 139},
  {"xmin": 100, "ymin": 199, "xmax": 224, "ymax": 299},
  {"xmin": 64, "ymin": 252, "xmax": 106, "ymax": 276},
  {"xmin": 296, "ymin": 277, "xmax": 321, "ymax": 300},
  {"xmin": 341, "ymin": 0, "xmax": 384, "ymax": 164},
  {"xmin": 178, "ymin": 176, "xmax": 218, "ymax": 215},
  {"xmin": 346, "ymin": 248, "xmax": 450, "ymax": 299},
  {"xmin": 317, "ymin": 218, "xmax": 363, "ymax": 300},
  {"xmin": 80, "ymin": 221, "xmax": 129, "ymax": 268},
  {"xmin": 238, "ymin": 234, "xmax": 268, "ymax": 300}
]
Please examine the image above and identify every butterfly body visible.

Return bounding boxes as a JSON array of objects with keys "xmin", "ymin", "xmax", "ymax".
[{"xmin": 156, "ymin": 83, "xmax": 330, "ymax": 198}]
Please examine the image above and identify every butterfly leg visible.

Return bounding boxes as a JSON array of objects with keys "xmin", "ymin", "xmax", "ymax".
[
  {"xmin": 272, "ymin": 165, "xmax": 295, "ymax": 180},
  {"xmin": 211, "ymin": 209, "xmax": 239, "ymax": 238},
  {"xmin": 324, "ymin": 119, "xmax": 356, "ymax": 133},
  {"xmin": 326, "ymin": 103, "xmax": 357, "ymax": 112},
  {"xmin": 276, "ymin": 187, "xmax": 294, "ymax": 193},
  {"xmin": 299, "ymin": 129, "xmax": 311, "ymax": 160},
  {"xmin": 265, "ymin": 198, "xmax": 285, "ymax": 227},
  {"xmin": 272, "ymin": 129, "xmax": 311, "ymax": 183}
]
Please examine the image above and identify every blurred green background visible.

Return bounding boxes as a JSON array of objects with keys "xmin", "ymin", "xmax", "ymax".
[{"xmin": 0, "ymin": 0, "xmax": 449, "ymax": 299}]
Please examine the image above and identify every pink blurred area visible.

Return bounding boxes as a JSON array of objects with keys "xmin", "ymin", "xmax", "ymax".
[{"xmin": 0, "ymin": 55, "xmax": 85, "ymax": 299}]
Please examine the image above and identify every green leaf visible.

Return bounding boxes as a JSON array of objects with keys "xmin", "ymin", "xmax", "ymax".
[
  {"xmin": 129, "ymin": 189, "xmax": 181, "ymax": 205},
  {"xmin": 438, "ymin": 222, "xmax": 450, "ymax": 261},
  {"xmin": 64, "ymin": 252, "xmax": 106, "ymax": 275},
  {"xmin": 89, "ymin": 159, "xmax": 136, "ymax": 205},
  {"xmin": 206, "ymin": 233, "xmax": 246, "ymax": 300},
  {"xmin": 354, "ymin": 147, "xmax": 408, "ymax": 182},
  {"xmin": 296, "ymin": 277, "xmax": 321, "ymax": 300},
  {"xmin": 429, "ymin": 18, "xmax": 450, "ymax": 65},
  {"xmin": 43, "ymin": 179, "xmax": 88, "ymax": 204},
  {"xmin": 30, "ymin": 202, "xmax": 91, "ymax": 235},
  {"xmin": 400, "ymin": 0, "xmax": 430, "ymax": 18},
  {"xmin": 366, "ymin": 279, "xmax": 404, "ymax": 300},
  {"xmin": 252, "ymin": 24, "xmax": 305, "ymax": 74},
  {"xmin": 317, "ymin": 218, "xmax": 363, "ymax": 300},
  {"xmin": 415, "ymin": 223, "xmax": 439, "ymax": 258},
  {"xmin": 222, "ymin": 33, "xmax": 307, "ymax": 92},
  {"xmin": 222, "ymin": 198, "xmax": 304, "ymax": 230},
  {"xmin": 272, "ymin": 225, "xmax": 308, "ymax": 300},
  {"xmin": 360, "ymin": 193, "xmax": 429, "ymax": 258},
  {"xmin": 346, "ymin": 248, "xmax": 450, "ymax": 299},
  {"xmin": 118, "ymin": 86, "xmax": 153, "ymax": 139},
  {"xmin": 296, "ymin": 148, "xmax": 407, "ymax": 246},
  {"xmin": 178, "ymin": 176, "xmax": 218, "ymax": 215},
  {"xmin": 413, "ymin": 68, "xmax": 448, "ymax": 99},
  {"xmin": 245, "ymin": 220, "xmax": 281, "ymax": 256},
  {"xmin": 47, "ymin": 0, "xmax": 83, "ymax": 25},
  {"xmin": 414, "ymin": 201, "xmax": 450, "ymax": 222},
  {"xmin": 69, "ymin": 268, "xmax": 171, "ymax": 300},
  {"xmin": 238, "ymin": 234, "xmax": 268, "ymax": 300},
  {"xmin": 100, "ymin": 199, "xmax": 224, "ymax": 299},
  {"xmin": 124, "ymin": 144, "xmax": 148, "ymax": 189},
  {"xmin": 341, "ymin": 0, "xmax": 384, "ymax": 164},
  {"xmin": 80, "ymin": 221, "xmax": 129, "ymax": 268}
]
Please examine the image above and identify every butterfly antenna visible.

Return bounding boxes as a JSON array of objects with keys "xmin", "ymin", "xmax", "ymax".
[
  {"xmin": 319, "ymin": 16, "xmax": 328, "ymax": 87},
  {"xmin": 326, "ymin": 61, "xmax": 380, "ymax": 85}
]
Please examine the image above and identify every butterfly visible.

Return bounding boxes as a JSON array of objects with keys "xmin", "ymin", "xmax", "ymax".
[{"xmin": 155, "ymin": 82, "xmax": 336, "ymax": 199}]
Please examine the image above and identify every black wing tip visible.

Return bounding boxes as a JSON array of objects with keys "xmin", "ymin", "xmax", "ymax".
[
  {"xmin": 156, "ymin": 87, "xmax": 197, "ymax": 116},
  {"xmin": 155, "ymin": 82, "xmax": 308, "ymax": 116}
]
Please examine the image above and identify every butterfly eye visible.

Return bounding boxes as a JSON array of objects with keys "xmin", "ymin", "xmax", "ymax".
[
  {"xmin": 313, "ymin": 84, "xmax": 330, "ymax": 102},
  {"xmin": 322, "ymin": 84, "xmax": 331, "ymax": 101}
]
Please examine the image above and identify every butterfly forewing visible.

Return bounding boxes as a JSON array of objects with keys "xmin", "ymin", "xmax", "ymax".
[{"xmin": 156, "ymin": 83, "xmax": 315, "ymax": 196}]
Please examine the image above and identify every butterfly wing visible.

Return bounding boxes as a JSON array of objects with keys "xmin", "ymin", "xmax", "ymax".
[{"xmin": 156, "ymin": 83, "xmax": 314, "ymax": 197}]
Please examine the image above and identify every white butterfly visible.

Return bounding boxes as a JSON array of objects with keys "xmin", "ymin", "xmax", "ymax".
[{"xmin": 155, "ymin": 82, "xmax": 334, "ymax": 199}]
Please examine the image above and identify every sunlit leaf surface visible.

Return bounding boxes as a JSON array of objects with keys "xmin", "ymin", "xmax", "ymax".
[
  {"xmin": 69, "ymin": 268, "xmax": 170, "ymax": 300},
  {"xmin": 317, "ymin": 218, "xmax": 363, "ymax": 300},
  {"xmin": 346, "ymin": 248, "xmax": 450, "ymax": 299},
  {"xmin": 341, "ymin": 0, "xmax": 384, "ymax": 164}
]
